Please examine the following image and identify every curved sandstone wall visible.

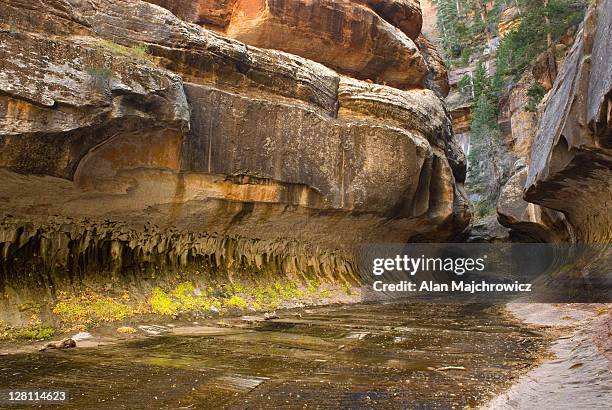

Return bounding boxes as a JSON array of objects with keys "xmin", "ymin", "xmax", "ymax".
[{"xmin": 0, "ymin": 0, "xmax": 468, "ymax": 304}]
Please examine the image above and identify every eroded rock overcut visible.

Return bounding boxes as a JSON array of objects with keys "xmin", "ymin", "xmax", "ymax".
[{"xmin": 0, "ymin": 0, "xmax": 468, "ymax": 325}]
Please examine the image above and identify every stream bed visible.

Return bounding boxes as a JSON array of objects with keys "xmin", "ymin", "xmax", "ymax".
[{"xmin": 0, "ymin": 303, "xmax": 546, "ymax": 409}]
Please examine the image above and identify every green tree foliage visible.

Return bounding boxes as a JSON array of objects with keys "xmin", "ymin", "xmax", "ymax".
[
  {"xmin": 434, "ymin": 0, "xmax": 587, "ymax": 215},
  {"xmin": 436, "ymin": 0, "xmax": 462, "ymax": 56},
  {"xmin": 434, "ymin": 0, "xmax": 505, "ymax": 61},
  {"xmin": 496, "ymin": 0, "xmax": 586, "ymax": 79},
  {"xmin": 470, "ymin": 62, "xmax": 500, "ymax": 158},
  {"xmin": 436, "ymin": 0, "xmax": 585, "ymax": 69},
  {"xmin": 466, "ymin": 62, "xmax": 511, "ymax": 206},
  {"xmin": 458, "ymin": 74, "xmax": 473, "ymax": 99}
]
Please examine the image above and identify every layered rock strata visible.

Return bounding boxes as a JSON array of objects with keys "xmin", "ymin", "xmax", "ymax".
[
  {"xmin": 0, "ymin": 0, "xmax": 468, "ymax": 313},
  {"xmin": 146, "ymin": 0, "xmax": 445, "ymax": 92}
]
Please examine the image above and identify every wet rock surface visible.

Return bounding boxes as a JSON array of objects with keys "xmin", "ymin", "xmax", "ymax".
[
  {"xmin": 485, "ymin": 303, "xmax": 612, "ymax": 410},
  {"xmin": 498, "ymin": 168, "xmax": 572, "ymax": 243},
  {"xmin": 0, "ymin": 303, "xmax": 546, "ymax": 409},
  {"xmin": 415, "ymin": 34, "xmax": 450, "ymax": 97}
]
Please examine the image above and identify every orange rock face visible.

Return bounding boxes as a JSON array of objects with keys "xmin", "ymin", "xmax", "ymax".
[
  {"xmin": 356, "ymin": 0, "xmax": 423, "ymax": 39},
  {"xmin": 195, "ymin": 0, "xmax": 237, "ymax": 29},
  {"xmin": 0, "ymin": 0, "xmax": 467, "ymax": 276},
  {"xmin": 498, "ymin": 6, "xmax": 520, "ymax": 38},
  {"xmin": 415, "ymin": 34, "xmax": 450, "ymax": 97},
  {"xmin": 224, "ymin": 0, "xmax": 427, "ymax": 89},
  {"xmin": 0, "ymin": 0, "xmax": 466, "ymax": 325},
  {"xmin": 146, "ymin": 0, "xmax": 435, "ymax": 90},
  {"xmin": 152, "ymin": 0, "xmax": 424, "ymax": 39}
]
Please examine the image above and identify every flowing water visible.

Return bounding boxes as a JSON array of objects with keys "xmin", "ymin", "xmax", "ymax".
[{"xmin": 0, "ymin": 303, "xmax": 546, "ymax": 409}]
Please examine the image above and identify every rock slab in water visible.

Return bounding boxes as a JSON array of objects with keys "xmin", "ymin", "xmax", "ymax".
[{"xmin": 40, "ymin": 338, "xmax": 77, "ymax": 352}]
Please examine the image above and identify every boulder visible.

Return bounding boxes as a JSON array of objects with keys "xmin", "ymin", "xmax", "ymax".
[{"xmin": 223, "ymin": 0, "xmax": 427, "ymax": 89}]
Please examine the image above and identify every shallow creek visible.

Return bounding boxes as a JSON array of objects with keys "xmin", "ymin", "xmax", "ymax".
[{"xmin": 0, "ymin": 303, "xmax": 546, "ymax": 409}]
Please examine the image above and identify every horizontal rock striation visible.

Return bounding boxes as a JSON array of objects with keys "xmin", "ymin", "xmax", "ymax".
[
  {"xmin": 524, "ymin": 0, "xmax": 612, "ymax": 243},
  {"xmin": 146, "ymin": 0, "xmax": 446, "ymax": 93},
  {"xmin": 222, "ymin": 0, "xmax": 427, "ymax": 89},
  {"xmin": 0, "ymin": 0, "xmax": 468, "ymax": 319}
]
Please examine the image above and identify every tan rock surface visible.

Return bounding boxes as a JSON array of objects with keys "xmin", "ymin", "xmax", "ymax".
[
  {"xmin": 498, "ymin": 168, "xmax": 572, "ymax": 242},
  {"xmin": 0, "ymin": 0, "xmax": 469, "ymax": 299}
]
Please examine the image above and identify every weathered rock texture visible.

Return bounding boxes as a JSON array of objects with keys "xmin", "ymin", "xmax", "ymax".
[
  {"xmin": 524, "ymin": 0, "xmax": 611, "ymax": 243},
  {"xmin": 498, "ymin": 167, "xmax": 572, "ymax": 243},
  {"xmin": 496, "ymin": 49, "xmax": 572, "ymax": 242},
  {"xmin": 223, "ymin": 0, "xmax": 427, "ymax": 89},
  {"xmin": 146, "ymin": 0, "xmax": 447, "ymax": 93},
  {"xmin": 415, "ymin": 34, "xmax": 450, "ymax": 97},
  {"xmin": 0, "ymin": 0, "xmax": 468, "ymax": 318},
  {"xmin": 497, "ymin": 5, "xmax": 520, "ymax": 38}
]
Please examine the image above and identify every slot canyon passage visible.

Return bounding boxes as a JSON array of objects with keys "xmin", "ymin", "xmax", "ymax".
[{"xmin": 0, "ymin": 0, "xmax": 610, "ymax": 408}]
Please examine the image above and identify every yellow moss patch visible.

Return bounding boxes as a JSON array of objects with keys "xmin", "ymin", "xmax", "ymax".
[
  {"xmin": 245, "ymin": 281, "xmax": 307, "ymax": 311},
  {"xmin": 307, "ymin": 280, "xmax": 321, "ymax": 295},
  {"xmin": 149, "ymin": 287, "xmax": 179, "ymax": 315},
  {"xmin": 1, "ymin": 305, "xmax": 56, "ymax": 341},
  {"xmin": 149, "ymin": 283, "xmax": 221, "ymax": 316},
  {"xmin": 320, "ymin": 288, "xmax": 333, "ymax": 299},
  {"xmin": 52, "ymin": 290, "xmax": 136, "ymax": 327},
  {"xmin": 224, "ymin": 295, "xmax": 248, "ymax": 309},
  {"xmin": 95, "ymin": 39, "xmax": 149, "ymax": 59},
  {"xmin": 340, "ymin": 282, "xmax": 353, "ymax": 295},
  {"xmin": 0, "ymin": 320, "xmax": 55, "ymax": 341},
  {"xmin": 0, "ymin": 320, "xmax": 9, "ymax": 339},
  {"xmin": 12, "ymin": 326, "xmax": 55, "ymax": 340}
]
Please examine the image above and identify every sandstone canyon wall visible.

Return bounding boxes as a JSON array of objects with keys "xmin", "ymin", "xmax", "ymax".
[
  {"xmin": 498, "ymin": 0, "xmax": 611, "ymax": 244},
  {"xmin": 440, "ymin": 0, "xmax": 610, "ymax": 244},
  {"xmin": 0, "ymin": 0, "xmax": 468, "ymax": 321},
  {"xmin": 524, "ymin": 0, "xmax": 611, "ymax": 244},
  {"xmin": 496, "ymin": 50, "xmax": 574, "ymax": 243}
]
